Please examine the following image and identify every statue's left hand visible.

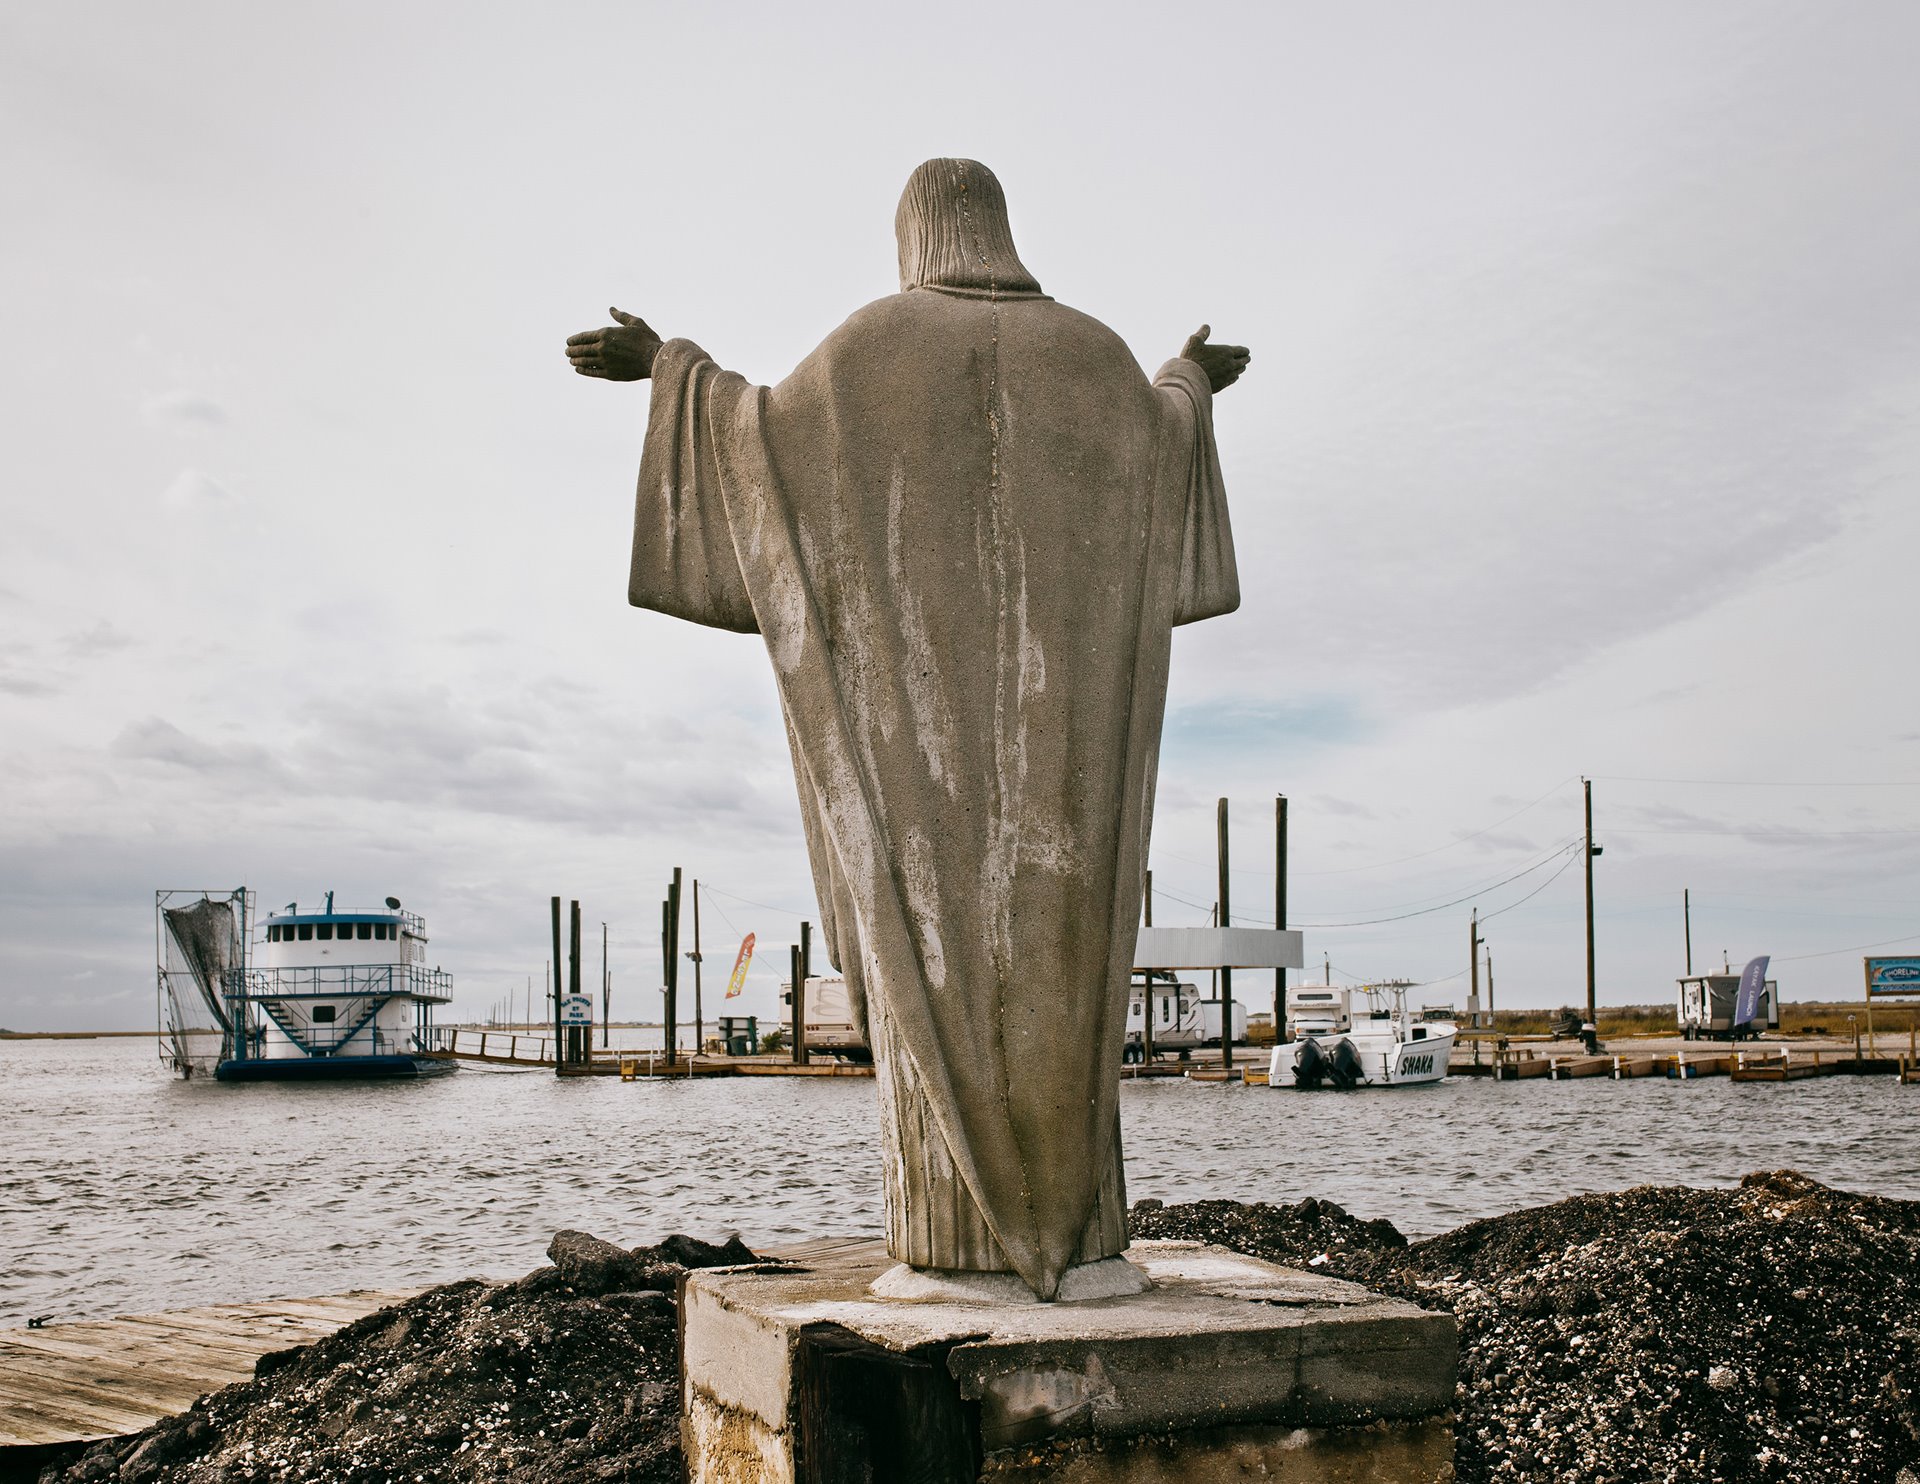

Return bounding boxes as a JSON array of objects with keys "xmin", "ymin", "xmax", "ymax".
[
  {"xmin": 1180, "ymin": 325, "xmax": 1251, "ymax": 394},
  {"xmin": 566, "ymin": 307, "xmax": 662, "ymax": 381}
]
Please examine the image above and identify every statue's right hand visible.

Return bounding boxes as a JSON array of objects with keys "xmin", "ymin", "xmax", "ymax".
[
  {"xmin": 1179, "ymin": 324, "xmax": 1251, "ymax": 394},
  {"xmin": 566, "ymin": 307, "xmax": 663, "ymax": 382}
]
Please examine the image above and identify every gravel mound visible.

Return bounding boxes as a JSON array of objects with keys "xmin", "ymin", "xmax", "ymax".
[
  {"xmin": 1132, "ymin": 1171, "xmax": 1920, "ymax": 1484},
  {"xmin": 37, "ymin": 1231, "xmax": 759, "ymax": 1484},
  {"xmin": 38, "ymin": 1176, "xmax": 1920, "ymax": 1482},
  {"xmin": 1129, "ymin": 1192, "xmax": 1408, "ymax": 1278}
]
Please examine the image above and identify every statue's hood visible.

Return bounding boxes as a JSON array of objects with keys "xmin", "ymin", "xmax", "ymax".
[{"xmin": 895, "ymin": 158, "xmax": 1047, "ymax": 299}]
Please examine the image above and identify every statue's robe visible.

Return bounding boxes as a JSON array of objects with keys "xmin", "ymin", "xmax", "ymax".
[{"xmin": 631, "ymin": 287, "xmax": 1237, "ymax": 1298}]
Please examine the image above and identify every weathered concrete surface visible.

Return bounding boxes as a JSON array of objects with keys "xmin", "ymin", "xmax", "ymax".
[
  {"xmin": 980, "ymin": 1420, "xmax": 1456, "ymax": 1482},
  {"xmin": 680, "ymin": 1238, "xmax": 1455, "ymax": 1482},
  {"xmin": 870, "ymin": 1252, "xmax": 1153, "ymax": 1304}
]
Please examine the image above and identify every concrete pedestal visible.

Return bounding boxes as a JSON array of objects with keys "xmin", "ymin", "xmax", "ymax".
[{"xmin": 680, "ymin": 1237, "xmax": 1456, "ymax": 1483}]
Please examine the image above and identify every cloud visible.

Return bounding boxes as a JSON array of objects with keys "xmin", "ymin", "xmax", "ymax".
[
  {"xmin": 0, "ymin": 674, "xmax": 61, "ymax": 697},
  {"xmin": 59, "ymin": 623, "xmax": 136, "ymax": 660},
  {"xmin": 110, "ymin": 716, "xmax": 286, "ymax": 777},
  {"xmin": 161, "ymin": 468, "xmax": 237, "ymax": 512},
  {"xmin": 141, "ymin": 389, "xmax": 228, "ymax": 430}
]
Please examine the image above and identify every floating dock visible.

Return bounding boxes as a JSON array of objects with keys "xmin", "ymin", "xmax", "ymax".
[{"xmin": 0, "ymin": 1289, "xmax": 415, "ymax": 1472}]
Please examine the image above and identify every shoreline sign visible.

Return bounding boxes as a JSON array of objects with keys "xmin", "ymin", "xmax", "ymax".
[{"xmin": 1865, "ymin": 957, "xmax": 1920, "ymax": 998}]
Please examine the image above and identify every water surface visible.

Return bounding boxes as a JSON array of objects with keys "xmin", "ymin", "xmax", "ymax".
[{"xmin": 2, "ymin": 1037, "xmax": 1914, "ymax": 1325}]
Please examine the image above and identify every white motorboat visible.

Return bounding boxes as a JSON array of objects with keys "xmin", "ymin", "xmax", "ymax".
[{"xmin": 1267, "ymin": 980, "xmax": 1454, "ymax": 1089}]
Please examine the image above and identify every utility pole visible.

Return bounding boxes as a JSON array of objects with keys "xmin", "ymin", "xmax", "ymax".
[
  {"xmin": 1469, "ymin": 908, "xmax": 1481, "ymax": 1028},
  {"xmin": 550, "ymin": 899, "xmax": 563, "ymax": 1076},
  {"xmin": 1140, "ymin": 868, "xmax": 1154, "ymax": 1066},
  {"xmin": 689, "ymin": 880, "xmax": 704, "ymax": 1059},
  {"xmin": 1217, "ymin": 797, "xmax": 1233, "ymax": 1073},
  {"xmin": 600, "ymin": 921, "xmax": 609, "ymax": 1049},
  {"xmin": 1275, "ymin": 794, "xmax": 1288, "ymax": 1043},
  {"xmin": 1584, "ymin": 777, "xmax": 1598, "ymax": 1023},
  {"xmin": 1683, "ymin": 888, "xmax": 1693, "ymax": 977},
  {"xmin": 1486, "ymin": 945, "xmax": 1495, "ymax": 1025}
]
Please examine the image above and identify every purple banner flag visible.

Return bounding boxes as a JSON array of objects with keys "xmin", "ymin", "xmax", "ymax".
[{"xmin": 1735, "ymin": 955, "xmax": 1770, "ymax": 1027}]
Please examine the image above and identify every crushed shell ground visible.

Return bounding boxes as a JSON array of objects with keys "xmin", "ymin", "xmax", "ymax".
[{"xmin": 38, "ymin": 1172, "xmax": 1920, "ymax": 1483}]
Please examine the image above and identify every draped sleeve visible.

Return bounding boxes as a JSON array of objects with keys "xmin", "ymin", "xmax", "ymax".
[
  {"xmin": 628, "ymin": 338, "xmax": 761, "ymax": 633},
  {"xmin": 1152, "ymin": 357, "xmax": 1240, "ymax": 626}
]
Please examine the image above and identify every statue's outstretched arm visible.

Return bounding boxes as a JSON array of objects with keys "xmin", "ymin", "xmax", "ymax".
[
  {"xmin": 566, "ymin": 307, "xmax": 664, "ymax": 382},
  {"xmin": 1179, "ymin": 324, "xmax": 1251, "ymax": 394}
]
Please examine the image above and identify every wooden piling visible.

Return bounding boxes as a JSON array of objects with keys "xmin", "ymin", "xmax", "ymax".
[
  {"xmin": 664, "ymin": 869, "xmax": 683, "ymax": 1069},
  {"xmin": 790, "ymin": 943, "xmax": 806, "ymax": 1065},
  {"xmin": 1275, "ymin": 794, "xmax": 1288, "ymax": 1041},
  {"xmin": 550, "ymin": 896, "xmax": 563, "ymax": 1077},
  {"xmin": 1217, "ymin": 797, "xmax": 1232, "ymax": 1074},
  {"xmin": 568, "ymin": 900, "xmax": 583, "ymax": 1068}
]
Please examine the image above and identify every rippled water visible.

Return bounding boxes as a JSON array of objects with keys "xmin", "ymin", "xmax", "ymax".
[{"xmin": 3, "ymin": 1038, "xmax": 1915, "ymax": 1326}]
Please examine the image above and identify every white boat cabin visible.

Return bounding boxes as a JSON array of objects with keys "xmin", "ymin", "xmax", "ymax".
[{"xmin": 244, "ymin": 896, "xmax": 452, "ymax": 1061}]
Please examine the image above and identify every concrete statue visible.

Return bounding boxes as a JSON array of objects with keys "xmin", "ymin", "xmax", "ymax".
[{"xmin": 566, "ymin": 158, "xmax": 1248, "ymax": 1302}]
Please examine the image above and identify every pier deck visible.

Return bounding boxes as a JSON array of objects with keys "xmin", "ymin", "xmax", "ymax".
[{"xmin": 0, "ymin": 1289, "xmax": 415, "ymax": 1460}]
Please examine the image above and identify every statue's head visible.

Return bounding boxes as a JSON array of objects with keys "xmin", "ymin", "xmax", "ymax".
[{"xmin": 896, "ymin": 158, "xmax": 1043, "ymax": 298}]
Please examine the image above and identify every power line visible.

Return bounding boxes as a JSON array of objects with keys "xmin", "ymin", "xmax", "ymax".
[
  {"xmin": 703, "ymin": 884, "xmax": 813, "ymax": 919},
  {"xmin": 1158, "ymin": 776, "xmax": 1579, "ymax": 880},
  {"xmin": 1593, "ymin": 775, "xmax": 1920, "ymax": 787},
  {"xmin": 1478, "ymin": 846, "xmax": 1584, "ymax": 923},
  {"xmin": 1153, "ymin": 836, "xmax": 1584, "ymax": 927},
  {"xmin": 1607, "ymin": 825, "xmax": 1920, "ymax": 838},
  {"xmin": 1293, "ymin": 841, "xmax": 1584, "ymax": 928},
  {"xmin": 1295, "ymin": 776, "xmax": 1579, "ymax": 877},
  {"xmin": 1778, "ymin": 931, "xmax": 1920, "ymax": 962}
]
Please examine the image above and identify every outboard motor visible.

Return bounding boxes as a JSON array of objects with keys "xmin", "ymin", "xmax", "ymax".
[
  {"xmin": 1327, "ymin": 1037, "xmax": 1365, "ymax": 1089},
  {"xmin": 1292, "ymin": 1037, "xmax": 1329, "ymax": 1090}
]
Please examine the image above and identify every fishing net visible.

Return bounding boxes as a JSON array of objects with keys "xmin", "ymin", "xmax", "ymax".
[{"xmin": 161, "ymin": 895, "xmax": 237, "ymax": 1074}]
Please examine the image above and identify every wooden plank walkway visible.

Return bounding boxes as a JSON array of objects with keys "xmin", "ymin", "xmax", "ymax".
[{"xmin": 0, "ymin": 1289, "xmax": 416, "ymax": 1451}]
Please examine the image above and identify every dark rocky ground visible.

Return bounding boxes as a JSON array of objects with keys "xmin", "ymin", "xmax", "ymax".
[
  {"xmin": 1138, "ymin": 1170, "xmax": 1920, "ymax": 1483},
  {"xmin": 35, "ymin": 1232, "xmax": 752, "ymax": 1484},
  {"xmin": 38, "ymin": 1172, "xmax": 1920, "ymax": 1483}
]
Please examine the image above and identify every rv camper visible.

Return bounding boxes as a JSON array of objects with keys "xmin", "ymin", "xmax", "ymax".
[
  {"xmin": 1122, "ymin": 974, "xmax": 1248, "ymax": 1060},
  {"xmin": 1676, "ymin": 973, "xmax": 1779, "ymax": 1039},
  {"xmin": 780, "ymin": 974, "xmax": 872, "ymax": 1061}
]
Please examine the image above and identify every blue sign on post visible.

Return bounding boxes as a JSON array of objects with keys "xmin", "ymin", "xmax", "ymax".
[
  {"xmin": 1734, "ymin": 955, "xmax": 1769, "ymax": 1027},
  {"xmin": 1865, "ymin": 958, "xmax": 1920, "ymax": 997}
]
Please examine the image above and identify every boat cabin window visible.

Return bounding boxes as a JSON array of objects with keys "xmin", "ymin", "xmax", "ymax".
[
  {"xmin": 357, "ymin": 923, "xmax": 373, "ymax": 940},
  {"xmin": 297, "ymin": 924, "xmax": 313, "ymax": 941},
  {"xmin": 317, "ymin": 923, "xmax": 334, "ymax": 940},
  {"xmin": 312, "ymin": 1005, "xmax": 337, "ymax": 1023}
]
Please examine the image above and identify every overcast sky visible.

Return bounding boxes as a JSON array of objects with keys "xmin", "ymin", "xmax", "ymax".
[{"xmin": 4, "ymin": 2, "xmax": 1918, "ymax": 1031}]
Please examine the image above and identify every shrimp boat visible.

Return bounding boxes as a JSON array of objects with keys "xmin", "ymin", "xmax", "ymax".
[
  {"xmin": 1267, "ymin": 980, "xmax": 1455, "ymax": 1089},
  {"xmin": 156, "ymin": 888, "xmax": 454, "ymax": 1080}
]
